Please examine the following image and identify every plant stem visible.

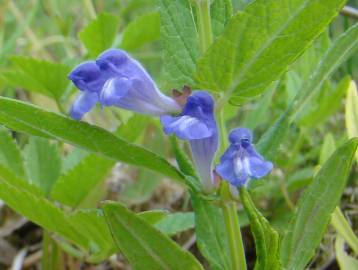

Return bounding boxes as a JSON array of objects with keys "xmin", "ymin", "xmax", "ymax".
[
  {"xmin": 42, "ymin": 231, "xmax": 64, "ymax": 270},
  {"xmin": 222, "ymin": 202, "xmax": 247, "ymax": 269},
  {"xmin": 194, "ymin": 1, "xmax": 246, "ymax": 268},
  {"xmin": 219, "ymin": 109, "xmax": 228, "ymax": 147},
  {"xmin": 194, "ymin": 0, "xmax": 213, "ymax": 54},
  {"xmin": 221, "ymin": 182, "xmax": 247, "ymax": 270}
]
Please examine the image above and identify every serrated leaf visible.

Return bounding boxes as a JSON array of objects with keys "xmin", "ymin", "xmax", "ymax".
[
  {"xmin": 211, "ymin": 0, "xmax": 233, "ymax": 37},
  {"xmin": 191, "ymin": 193, "xmax": 231, "ymax": 270},
  {"xmin": 240, "ymin": 188, "xmax": 280, "ymax": 270},
  {"xmin": 120, "ymin": 12, "xmax": 160, "ymax": 51},
  {"xmin": 345, "ymin": 80, "xmax": 358, "ymax": 163},
  {"xmin": 1, "ymin": 57, "xmax": 71, "ymax": 100},
  {"xmin": 280, "ymin": 138, "xmax": 358, "ymax": 270},
  {"xmin": 0, "ymin": 128, "xmax": 25, "ymax": 177},
  {"xmin": 51, "ymin": 154, "xmax": 114, "ymax": 208},
  {"xmin": 292, "ymin": 23, "xmax": 358, "ymax": 119},
  {"xmin": 24, "ymin": 137, "xmax": 61, "ymax": 195},
  {"xmin": 102, "ymin": 201, "xmax": 204, "ymax": 270},
  {"xmin": 79, "ymin": 12, "xmax": 120, "ymax": 57},
  {"xmin": 158, "ymin": 0, "xmax": 199, "ymax": 87},
  {"xmin": 155, "ymin": 212, "xmax": 194, "ymax": 236},
  {"xmin": 0, "ymin": 97, "xmax": 184, "ymax": 182},
  {"xmin": 195, "ymin": 0, "xmax": 346, "ymax": 99},
  {"xmin": 62, "ymin": 147, "xmax": 89, "ymax": 173}
]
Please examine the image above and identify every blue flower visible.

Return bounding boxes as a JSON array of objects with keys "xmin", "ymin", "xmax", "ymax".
[
  {"xmin": 216, "ymin": 128, "xmax": 273, "ymax": 187},
  {"xmin": 161, "ymin": 91, "xmax": 218, "ymax": 192},
  {"xmin": 68, "ymin": 49, "xmax": 180, "ymax": 120}
]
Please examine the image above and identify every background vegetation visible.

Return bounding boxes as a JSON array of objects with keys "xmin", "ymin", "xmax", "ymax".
[{"xmin": 0, "ymin": 0, "xmax": 357, "ymax": 269}]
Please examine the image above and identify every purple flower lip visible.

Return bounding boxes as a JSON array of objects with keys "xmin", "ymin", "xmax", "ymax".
[
  {"xmin": 161, "ymin": 91, "xmax": 218, "ymax": 192},
  {"xmin": 216, "ymin": 128, "xmax": 273, "ymax": 187},
  {"xmin": 68, "ymin": 49, "xmax": 180, "ymax": 120}
]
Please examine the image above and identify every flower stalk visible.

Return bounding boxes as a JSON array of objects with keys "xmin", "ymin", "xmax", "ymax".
[{"xmin": 221, "ymin": 182, "xmax": 247, "ymax": 270}]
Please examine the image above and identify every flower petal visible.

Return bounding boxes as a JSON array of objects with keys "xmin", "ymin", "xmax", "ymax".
[
  {"xmin": 190, "ymin": 134, "xmax": 218, "ymax": 192},
  {"xmin": 229, "ymin": 127, "xmax": 253, "ymax": 145},
  {"xmin": 248, "ymin": 156, "xmax": 273, "ymax": 179},
  {"xmin": 70, "ymin": 91, "xmax": 99, "ymax": 120},
  {"xmin": 96, "ymin": 49, "xmax": 180, "ymax": 114},
  {"xmin": 216, "ymin": 147, "xmax": 248, "ymax": 186},
  {"xmin": 100, "ymin": 77, "xmax": 132, "ymax": 106},
  {"xmin": 216, "ymin": 128, "xmax": 273, "ymax": 187},
  {"xmin": 101, "ymin": 77, "xmax": 178, "ymax": 115},
  {"xmin": 161, "ymin": 115, "xmax": 212, "ymax": 140},
  {"xmin": 68, "ymin": 61, "xmax": 107, "ymax": 93}
]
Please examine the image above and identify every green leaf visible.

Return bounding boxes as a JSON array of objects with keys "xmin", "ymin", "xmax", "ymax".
[
  {"xmin": 79, "ymin": 12, "xmax": 120, "ymax": 57},
  {"xmin": 24, "ymin": 137, "xmax": 61, "ymax": 195},
  {"xmin": 155, "ymin": 212, "xmax": 194, "ymax": 236},
  {"xmin": 62, "ymin": 147, "xmax": 89, "ymax": 173},
  {"xmin": 256, "ymin": 108, "xmax": 291, "ymax": 161},
  {"xmin": 290, "ymin": 31, "xmax": 331, "ymax": 82},
  {"xmin": 170, "ymin": 136, "xmax": 202, "ymax": 191},
  {"xmin": 0, "ymin": 128, "xmax": 25, "ymax": 177},
  {"xmin": 297, "ymin": 76, "xmax": 350, "ymax": 127},
  {"xmin": 51, "ymin": 154, "xmax": 114, "ymax": 208},
  {"xmin": 115, "ymin": 114, "xmax": 149, "ymax": 143},
  {"xmin": 195, "ymin": 0, "xmax": 346, "ymax": 98},
  {"xmin": 319, "ymin": 135, "xmax": 358, "ymax": 255},
  {"xmin": 102, "ymin": 201, "xmax": 204, "ymax": 270},
  {"xmin": 292, "ymin": 23, "xmax": 358, "ymax": 119},
  {"xmin": 335, "ymin": 236, "xmax": 358, "ymax": 270},
  {"xmin": 0, "ymin": 165, "xmax": 114, "ymax": 261},
  {"xmin": 345, "ymin": 80, "xmax": 358, "ymax": 163},
  {"xmin": 0, "ymin": 97, "xmax": 184, "ymax": 182},
  {"xmin": 120, "ymin": 12, "xmax": 160, "ymax": 51},
  {"xmin": 158, "ymin": 0, "xmax": 199, "ymax": 87},
  {"xmin": 319, "ymin": 133, "xmax": 336, "ymax": 165},
  {"xmin": 331, "ymin": 208, "xmax": 358, "ymax": 255},
  {"xmin": 240, "ymin": 188, "xmax": 280, "ymax": 270},
  {"xmin": 2, "ymin": 57, "xmax": 71, "ymax": 101},
  {"xmin": 0, "ymin": 165, "xmax": 194, "ymax": 263},
  {"xmin": 191, "ymin": 193, "xmax": 231, "ymax": 270},
  {"xmin": 243, "ymin": 82, "xmax": 277, "ymax": 129},
  {"xmin": 140, "ymin": 210, "xmax": 195, "ymax": 236},
  {"xmin": 211, "ymin": 0, "xmax": 233, "ymax": 37},
  {"xmin": 280, "ymin": 138, "xmax": 358, "ymax": 270},
  {"xmin": 138, "ymin": 210, "xmax": 168, "ymax": 224},
  {"xmin": 120, "ymin": 169, "xmax": 162, "ymax": 205}
]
